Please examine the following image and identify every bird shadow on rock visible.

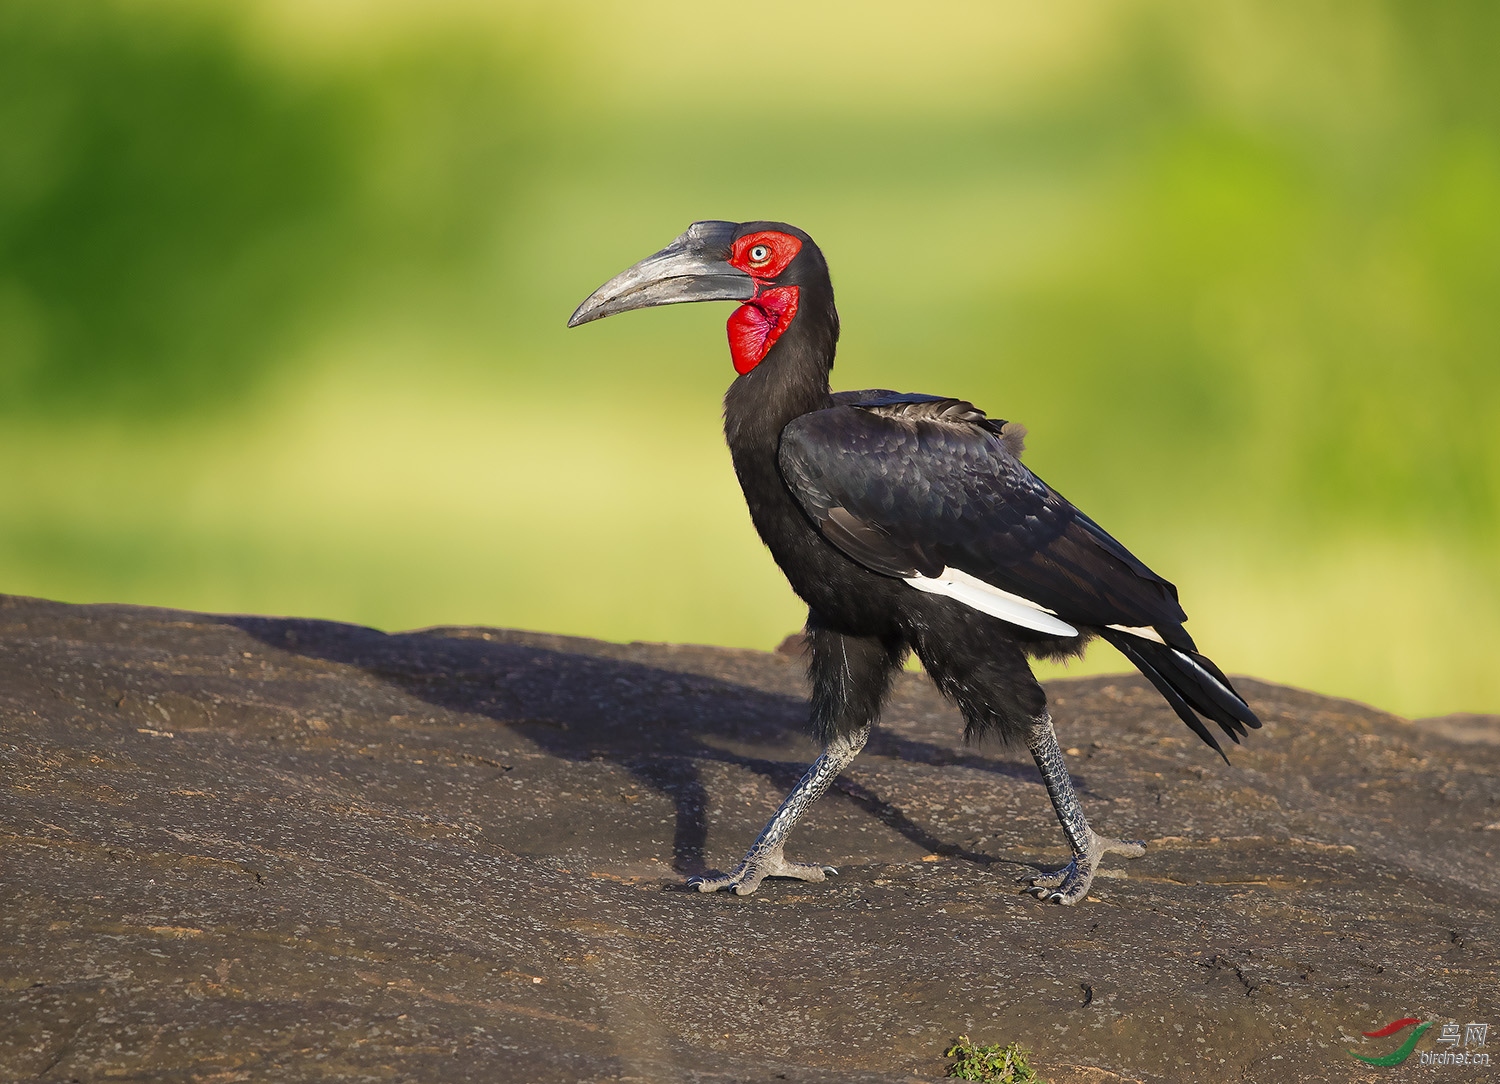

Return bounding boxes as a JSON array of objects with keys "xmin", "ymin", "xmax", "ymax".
[{"xmin": 228, "ymin": 616, "xmax": 1050, "ymax": 878}]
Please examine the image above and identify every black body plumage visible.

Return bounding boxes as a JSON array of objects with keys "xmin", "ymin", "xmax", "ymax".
[
  {"xmin": 569, "ymin": 219, "xmax": 1261, "ymax": 901},
  {"xmin": 775, "ymin": 388, "xmax": 1259, "ymax": 756}
]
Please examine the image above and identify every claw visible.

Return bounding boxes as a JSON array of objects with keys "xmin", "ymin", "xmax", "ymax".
[
  {"xmin": 1025, "ymin": 833, "xmax": 1146, "ymax": 906},
  {"xmin": 686, "ymin": 844, "xmax": 836, "ymax": 896}
]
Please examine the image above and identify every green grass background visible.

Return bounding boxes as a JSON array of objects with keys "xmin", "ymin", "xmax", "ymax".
[{"xmin": 2, "ymin": 0, "xmax": 1497, "ymax": 717}]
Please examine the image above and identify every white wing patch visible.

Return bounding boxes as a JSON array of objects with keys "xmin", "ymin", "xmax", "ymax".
[
  {"xmin": 904, "ymin": 567, "xmax": 1079, "ymax": 637},
  {"xmin": 1106, "ymin": 623, "xmax": 1166, "ymax": 645}
]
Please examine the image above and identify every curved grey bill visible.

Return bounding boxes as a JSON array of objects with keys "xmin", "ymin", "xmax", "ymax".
[{"xmin": 566, "ymin": 221, "xmax": 754, "ymax": 328}]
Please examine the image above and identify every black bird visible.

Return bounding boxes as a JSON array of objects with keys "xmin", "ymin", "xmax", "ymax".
[{"xmin": 568, "ymin": 221, "xmax": 1260, "ymax": 904}]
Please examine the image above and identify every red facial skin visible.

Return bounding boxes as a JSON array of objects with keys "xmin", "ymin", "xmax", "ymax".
[
  {"xmin": 724, "ymin": 231, "xmax": 803, "ymax": 375},
  {"xmin": 727, "ymin": 286, "xmax": 800, "ymax": 375},
  {"xmin": 728, "ymin": 231, "xmax": 802, "ymax": 279}
]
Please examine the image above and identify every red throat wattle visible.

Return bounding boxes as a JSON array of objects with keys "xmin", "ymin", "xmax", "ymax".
[{"xmin": 727, "ymin": 286, "xmax": 800, "ymax": 375}]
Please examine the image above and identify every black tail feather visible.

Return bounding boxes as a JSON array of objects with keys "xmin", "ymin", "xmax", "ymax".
[
  {"xmin": 1101, "ymin": 629, "xmax": 1261, "ymax": 762},
  {"xmin": 1105, "ymin": 634, "xmax": 1229, "ymax": 763},
  {"xmin": 1155, "ymin": 650, "xmax": 1252, "ymax": 741}
]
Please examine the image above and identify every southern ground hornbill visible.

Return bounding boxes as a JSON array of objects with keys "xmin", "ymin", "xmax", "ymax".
[{"xmin": 568, "ymin": 220, "xmax": 1260, "ymax": 905}]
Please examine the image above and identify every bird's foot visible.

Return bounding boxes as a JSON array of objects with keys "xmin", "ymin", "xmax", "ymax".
[
  {"xmin": 687, "ymin": 844, "xmax": 837, "ymax": 896},
  {"xmin": 1026, "ymin": 832, "xmax": 1145, "ymax": 905}
]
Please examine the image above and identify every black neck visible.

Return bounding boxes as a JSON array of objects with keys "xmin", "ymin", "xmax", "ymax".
[
  {"xmin": 723, "ymin": 282, "xmax": 839, "ymax": 456},
  {"xmin": 721, "ymin": 283, "xmax": 839, "ymax": 570}
]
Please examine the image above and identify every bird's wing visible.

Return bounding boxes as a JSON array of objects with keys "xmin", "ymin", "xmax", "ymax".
[
  {"xmin": 778, "ymin": 392, "xmax": 1191, "ymax": 645},
  {"xmin": 786, "ymin": 391, "xmax": 1261, "ymax": 758}
]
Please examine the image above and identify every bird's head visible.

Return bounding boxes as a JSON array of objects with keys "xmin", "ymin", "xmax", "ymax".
[{"xmin": 567, "ymin": 220, "xmax": 836, "ymax": 376}]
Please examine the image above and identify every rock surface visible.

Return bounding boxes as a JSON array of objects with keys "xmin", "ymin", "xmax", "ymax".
[{"xmin": 1, "ymin": 594, "xmax": 1496, "ymax": 1083}]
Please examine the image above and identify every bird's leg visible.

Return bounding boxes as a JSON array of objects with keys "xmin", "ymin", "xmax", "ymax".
[
  {"xmin": 688, "ymin": 725, "xmax": 869, "ymax": 895},
  {"xmin": 689, "ymin": 623, "xmax": 901, "ymax": 896},
  {"xmin": 1024, "ymin": 713, "xmax": 1145, "ymax": 904}
]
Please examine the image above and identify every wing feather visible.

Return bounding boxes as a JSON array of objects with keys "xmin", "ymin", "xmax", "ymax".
[
  {"xmin": 778, "ymin": 395, "xmax": 1188, "ymax": 637},
  {"xmin": 778, "ymin": 390, "xmax": 1262, "ymax": 756}
]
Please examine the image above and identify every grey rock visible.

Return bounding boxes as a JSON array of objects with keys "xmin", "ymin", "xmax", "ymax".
[{"xmin": 1, "ymin": 594, "xmax": 1495, "ymax": 1082}]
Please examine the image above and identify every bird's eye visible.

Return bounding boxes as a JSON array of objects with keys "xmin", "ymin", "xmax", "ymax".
[{"xmin": 749, "ymin": 244, "xmax": 770, "ymax": 264}]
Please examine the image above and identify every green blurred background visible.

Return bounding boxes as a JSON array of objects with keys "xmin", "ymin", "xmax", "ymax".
[{"xmin": 2, "ymin": 0, "xmax": 1496, "ymax": 717}]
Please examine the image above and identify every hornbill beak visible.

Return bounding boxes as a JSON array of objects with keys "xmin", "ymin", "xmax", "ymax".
[{"xmin": 566, "ymin": 220, "xmax": 754, "ymax": 328}]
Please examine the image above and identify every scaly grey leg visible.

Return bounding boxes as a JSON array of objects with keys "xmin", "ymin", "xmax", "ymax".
[
  {"xmin": 1024, "ymin": 714, "xmax": 1145, "ymax": 905},
  {"xmin": 688, "ymin": 724, "xmax": 870, "ymax": 896}
]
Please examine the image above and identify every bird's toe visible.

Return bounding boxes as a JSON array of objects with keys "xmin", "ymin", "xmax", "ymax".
[
  {"xmin": 1049, "ymin": 878, "xmax": 1092, "ymax": 905},
  {"xmin": 1026, "ymin": 860, "xmax": 1092, "ymax": 905},
  {"xmin": 775, "ymin": 860, "xmax": 837, "ymax": 882},
  {"xmin": 684, "ymin": 849, "xmax": 835, "ymax": 896},
  {"xmin": 1025, "ymin": 866, "xmax": 1071, "ymax": 891},
  {"xmin": 687, "ymin": 865, "xmax": 762, "ymax": 895},
  {"xmin": 1105, "ymin": 837, "xmax": 1147, "ymax": 859},
  {"xmin": 1026, "ymin": 832, "xmax": 1145, "ymax": 904},
  {"xmin": 731, "ymin": 875, "xmax": 764, "ymax": 896}
]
